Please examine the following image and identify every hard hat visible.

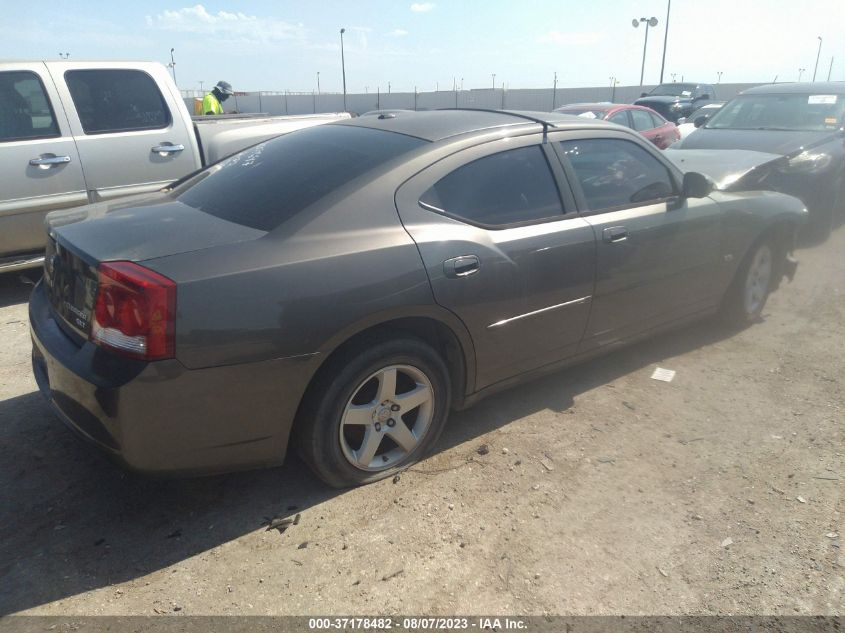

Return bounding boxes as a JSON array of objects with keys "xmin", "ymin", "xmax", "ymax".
[{"xmin": 215, "ymin": 81, "xmax": 234, "ymax": 95}]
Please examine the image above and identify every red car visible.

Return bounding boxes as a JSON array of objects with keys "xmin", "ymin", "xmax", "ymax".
[{"xmin": 554, "ymin": 103, "xmax": 680, "ymax": 149}]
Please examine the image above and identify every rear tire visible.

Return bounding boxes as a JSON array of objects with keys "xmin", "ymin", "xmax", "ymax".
[
  {"xmin": 719, "ymin": 238, "xmax": 776, "ymax": 327},
  {"xmin": 295, "ymin": 337, "xmax": 451, "ymax": 488}
]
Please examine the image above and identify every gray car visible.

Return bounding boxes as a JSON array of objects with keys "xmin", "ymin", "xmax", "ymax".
[{"xmin": 29, "ymin": 110, "xmax": 806, "ymax": 487}]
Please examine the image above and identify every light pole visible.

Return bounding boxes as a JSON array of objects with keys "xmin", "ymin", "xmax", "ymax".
[
  {"xmin": 798, "ymin": 67, "xmax": 806, "ymax": 82},
  {"xmin": 198, "ymin": 80, "xmax": 204, "ymax": 94},
  {"xmin": 812, "ymin": 36, "xmax": 823, "ymax": 82},
  {"xmin": 339, "ymin": 28, "xmax": 347, "ymax": 111},
  {"xmin": 610, "ymin": 76, "xmax": 619, "ymax": 101},
  {"xmin": 552, "ymin": 71, "xmax": 558, "ymax": 110},
  {"xmin": 388, "ymin": 81, "xmax": 391, "ymax": 94},
  {"xmin": 717, "ymin": 71, "xmax": 723, "ymax": 83},
  {"xmin": 632, "ymin": 17, "xmax": 658, "ymax": 86},
  {"xmin": 317, "ymin": 72, "xmax": 320, "ymax": 95},
  {"xmin": 169, "ymin": 48, "xmax": 176, "ymax": 85},
  {"xmin": 659, "ymin": 0, "xmax": 671, "ymax": 84},
  {"xmin": 492, "ymin": 73, "xmax": 496, "ymax": 89},
  {"xmin": 58, "ymin": 52, "xmax": 70, "ymax": 59},
  {"xmin": 828, "ymin": 57, "xmax": 835, "ymax": 82}
]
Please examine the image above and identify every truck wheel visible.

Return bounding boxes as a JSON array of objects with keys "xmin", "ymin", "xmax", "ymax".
[
  {"xmin": 719, "ymin": 238, "xmax": 775, "ymax": 327},
  {"xmin": 296, "ymin": 337, "xmax": 451, "ymax": 488}
]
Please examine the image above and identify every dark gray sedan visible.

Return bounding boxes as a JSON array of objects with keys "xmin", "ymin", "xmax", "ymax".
[{"xmin": 30, "ymin": 110, "xmax": 806, "ymax": 487}]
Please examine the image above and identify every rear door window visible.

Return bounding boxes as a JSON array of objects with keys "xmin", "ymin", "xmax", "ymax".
[
  {"xmin": 607, "ymin": 110, "xmax": 631, "ymax": 127},
  {"xmin": 559, "ymin": 138, "xmax": 677, "ymax": 212},
  {"xmin": 0, "ymin": 71, "xmax": 60, "ymax": 142},
  {"xmin": 65, "ymin": 69, "xmax": 171, "ymax": 134},
  {"xmin": 630, "ymin": 109, "xmax": 655, "ymax": 131},
  {"xmin": 175, "ymin": 124, "xmax": 427, "ymax": 231},
  {"xmin": 418, "ymin": 145, "xmax": 565, "ymax": 227}
]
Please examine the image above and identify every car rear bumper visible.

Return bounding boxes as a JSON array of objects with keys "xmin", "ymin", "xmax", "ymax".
[{"xmin": 29, "ymin": 280, "xmax": 315, "ymax": 476}]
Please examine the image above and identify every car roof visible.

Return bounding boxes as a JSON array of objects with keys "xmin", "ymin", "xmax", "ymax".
[
  {"xmin": 337, "ymin": 109, "xmax": 614, "ymax": 142},
  {"xmin": 741, "ymin": 82, "xmax": 845, "ymax": 95}
]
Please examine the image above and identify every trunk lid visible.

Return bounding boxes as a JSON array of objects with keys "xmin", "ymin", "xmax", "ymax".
[{"xmin": 44, "ymin": 193, "xmax": 265, "ymax": 339}]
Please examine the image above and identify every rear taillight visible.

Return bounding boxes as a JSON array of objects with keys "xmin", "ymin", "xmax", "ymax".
[{"xmin": 91, "ymin": 261, "xmax": 176, "ymax": 361}]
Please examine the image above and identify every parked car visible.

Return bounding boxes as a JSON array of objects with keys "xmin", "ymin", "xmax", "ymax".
[
  {"xmin": 676, "ymin": 102, "xmax": 725, "ymax": 140},
  {"xmin": 0, "ymin": 60, "xmax": 349, "ymax": 273},
  {"xmin": 554, "ymin": 103, "xmax": 680, "ymax": 148},
  {"xmin": 635, "ymin": 83, "xmax": 718, "ymax": 123},
  {"xmin": 676, "ymin": 82, "xmax": 845, "ymax": 234},
  {"xmin": 30, "ymin": 110, "xmax": 805, "ymax": 487}
]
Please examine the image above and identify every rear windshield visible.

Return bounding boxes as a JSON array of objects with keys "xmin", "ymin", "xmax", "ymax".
[
  {"xmin": 174, "ymin": 124, "xmax": 427, "ymax": 231},
  {"xmin": 556, "ymin": 108, "xmax": 608, "ymax": 119}
]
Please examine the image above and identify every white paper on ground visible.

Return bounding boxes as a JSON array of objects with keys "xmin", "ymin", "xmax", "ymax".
[{"xmin": 651, "ymin": 367, "xmax": 676, "ymax": 382}]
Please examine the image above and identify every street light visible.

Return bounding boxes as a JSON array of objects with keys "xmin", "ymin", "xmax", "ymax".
[
  {"xmin": 317, "ymin": 72, "xmax": 320, "ymax": 95},
  {"xmin": 58, "ymin": 52, "xmax": 70, "ymax": 59},
  {"xmin": 492, "ymin": 73, "xmax": 496, "ymax": 89},
  {"xmin": 812, "ymin": 36, "xmax": 823, "ymax": 82},
  {"xmin": 552, "ymin": 71, "xmax": 558, "ymax": 110},
  {"xmin": 632, "ymin": 16, "xmax": 658, "ymax": 86},
  {"xmin": 717, "ymin": 71, "xmax": 723, "ymax": 83},
  {"xmin": 169, "ymin": 48, "xmax": 176, "ymax": 85},
  {"xmin": 659, "ymin": 0, "xmax": 671, "ymax": 84},
  {"xmin": 339, "ymin": 28, "xmax": 347, "ymax": 111},
  {"xmin": 610, "ymin": 76, "xmax": 619, "ymax": 101},
  {"xmin": 798, "ymin": 67, "xmax": 806, "ymax": 81}
]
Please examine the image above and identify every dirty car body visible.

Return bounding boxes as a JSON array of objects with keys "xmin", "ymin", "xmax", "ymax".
[{"xmin": 29, "ymin": 110, "xmax": 807, "ymax": 485}]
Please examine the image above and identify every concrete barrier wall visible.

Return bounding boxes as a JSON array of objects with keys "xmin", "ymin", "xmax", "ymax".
[{"xmin": 185, "ymin": 83, "xmax": 764, "ymax": 116}]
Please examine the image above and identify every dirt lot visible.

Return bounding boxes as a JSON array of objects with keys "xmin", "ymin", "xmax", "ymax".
[{"xmin": 0, "ymin": 228, "xmax": 843, "ymax": 617}]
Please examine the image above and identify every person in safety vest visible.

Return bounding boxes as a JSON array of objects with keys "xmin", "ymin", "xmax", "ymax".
[{"xmin": 202, "ymin": 81, "xmax": 234, "ymax": 115}]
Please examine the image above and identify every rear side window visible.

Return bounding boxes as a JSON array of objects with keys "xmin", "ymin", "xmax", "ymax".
[
  {"xmin": 65, "ymin": 69, "xmax": 171, "ymax": 134},
  {"xmin": 649, "ymin": 112, "xmax": 666, "ymax": 128},
  {"xmin": 607, "ymin": 111, "xmax": 630, "ymax": 127},
  {"xmin": 559, "ymin": 139, "xmax": 676, "ymax": 212},
  {"xmin": 0, "ymin": 71, "xmax": 59, "ymax": 142},
  {"xmin": 630, "ymin": 109, "xmax": 655, "ymax": 131},
  {"xmin": 419, "ymin": 146, "xmax": 565, "ymax": 228},
  {"xmin": 175, "ymin": 124, "xmax": 427, "ymax": 231}
]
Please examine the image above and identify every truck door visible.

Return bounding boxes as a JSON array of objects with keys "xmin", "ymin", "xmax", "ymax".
[
  {"xmin": 47, "ymin": 62, "xmax": 199, "ymax": 202},
  {"xmin": 0, "ymin": 63, "xmax": 88, "ymax": 261}
]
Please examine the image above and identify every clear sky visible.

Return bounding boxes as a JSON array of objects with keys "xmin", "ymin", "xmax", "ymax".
[{"xmin": 3, "ymin": 0, "xmax": 843, "ymax": 93}]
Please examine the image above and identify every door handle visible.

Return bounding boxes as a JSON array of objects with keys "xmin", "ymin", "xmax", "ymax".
[
  {"xmin": 443, "ymin": 255, "xmax": 480, "ymax": 278},
  {"xmin": 151, "ymin": 143, "xmax": 185, "ymax": 156},
  {"xmin": 602, "ymin": 226, "xmax": 628, "ymax": 243},
  {"xmin": 29, "ymin": 155, "xmax": 71, "ymax": 169}
]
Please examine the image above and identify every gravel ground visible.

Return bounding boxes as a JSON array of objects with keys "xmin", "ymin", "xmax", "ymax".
[{"xmin": 0, "ymin": 227, "xmax": 842, "ymax": 616}]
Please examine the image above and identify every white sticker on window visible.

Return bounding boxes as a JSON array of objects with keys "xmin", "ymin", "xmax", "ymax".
[
  {"xmin": 681, "ymin": 91, "xmax": 692, "ymax": 97},
  {"xmin": 577, "ymin": 111, "xmax": 597, "ymax": 119},
  {"xmin": 808, "ymin": 95, "xmax": 837, "ymax": 105}
]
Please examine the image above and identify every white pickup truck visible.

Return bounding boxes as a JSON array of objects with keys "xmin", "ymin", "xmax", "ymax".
[{"xmin": 0, "ymin": 61, "xmax": 349, "ymax": 272}]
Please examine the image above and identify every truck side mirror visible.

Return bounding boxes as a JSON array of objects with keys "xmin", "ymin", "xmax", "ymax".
[
  {"xmin": 694, "ymin": 115, "xmax": 708, "ymax": 128},
  {"xmin": 683, "ymin": 172, "xmax": 713, "ymax": 198}
]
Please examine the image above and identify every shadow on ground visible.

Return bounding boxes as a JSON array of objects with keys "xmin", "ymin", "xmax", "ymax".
[{"xmin": 0, "ymin": 311, "xmax": 736, "ymax": 615}]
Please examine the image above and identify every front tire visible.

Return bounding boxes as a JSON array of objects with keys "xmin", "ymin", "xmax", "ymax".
[
  {"xmin": 719, "ymin": 239, "xmax": 776, "ymax": 327},
  {"xmin": 296, "ymin": 337, "xmax": 451, "ymax": 488}
]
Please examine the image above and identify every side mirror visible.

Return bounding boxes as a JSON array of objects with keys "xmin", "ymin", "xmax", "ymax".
[
  {"xmin": 677, "ymin": 117, "xmax": 687, "ymax": 125},
  {"xmin": 693, "ymin": 115, "xmax": 708, "ymax": 128},
  {"xmin": 683, "ymin": 172, "xmax": 713, "ymax": 198},
  {"xmin": 640, "ymin": 92, "xmax": 648, "ymax": 98}
]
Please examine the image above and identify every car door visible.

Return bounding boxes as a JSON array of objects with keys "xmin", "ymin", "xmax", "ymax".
[
  {"xmin": 630, "ymin": 108, "xmax": 663, "ymax": 147},
  {"xmin": 395, "ymin": 135, "xmax": 596, "ymax": 390},
  {"xmin": 48, "ymin": 62, "xmax": 198, "ymax": 202},
  {"xmin": 0, "ymin": 64, "xmax": 88, "ymax": 260},
  {"xmin": 552, "ymin": 133, "xmax": 723, "ymax": 352}
]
